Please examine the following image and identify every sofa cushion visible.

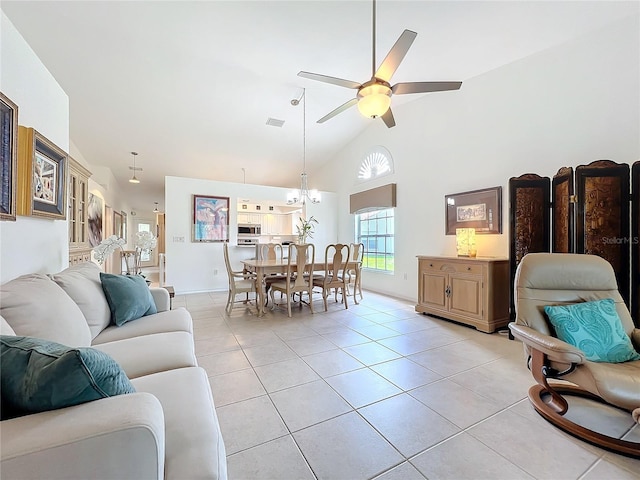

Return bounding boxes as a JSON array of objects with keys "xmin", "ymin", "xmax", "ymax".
[
  {"xmin": 544, "ymin": 298, "xmax": 640, "ymax": 363},
  {"xmin": 92, "ymin": 308, "xmax": 193, "ymax": 345},
  {"xmin": 1, "ymin": 315, "xmax": 16, "ymax": 336},
  {"xmin": 100, "ymin": 273, "xmax": 157, "ymax": 326},
  {"xmin": 0, "ymin": 335, "xmax": 135, "ymax": 419},
  {"xmin": 0, "ymin": 274, "xmax": 91, "ymax": 347},
  {"xmin": 93, "ymin": 331, "xmax": 197, "ymax": 379},
  {"xmin": 50, "ymin": 262, "xmax": 111, "ymax": 339},
  {"xmin": 132, "ymin": 367, "xmax": 227, "ymax": 480}
]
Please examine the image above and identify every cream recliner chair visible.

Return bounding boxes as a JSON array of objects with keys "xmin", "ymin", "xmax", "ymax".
[{"xmin": 509, "ymin": 253, "xmax": 640, "ymax": 458}]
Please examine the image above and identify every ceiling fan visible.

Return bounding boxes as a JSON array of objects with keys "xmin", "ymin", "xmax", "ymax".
[{"xmin": 298, "ymin": 0, "xmax": 462, "ymax": 128}]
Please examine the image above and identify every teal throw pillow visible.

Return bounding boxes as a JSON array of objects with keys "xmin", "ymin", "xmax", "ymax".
[
  {"xmin": 544, "ymin": 298, "xmax": 640, "ymax": 363},
  {"xmin": 0, "ymin": 335, "xmax": 135, "ymax": 420},
  {"xmin": 100, "ymin": 273, "xmax": 157, "ymax": 326}
]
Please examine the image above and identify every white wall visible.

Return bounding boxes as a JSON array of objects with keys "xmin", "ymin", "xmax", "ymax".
[
  {"xmin": 313, "ymin": 14, "xmax": 640, "ymax": 302},
  {"xmin": 0, "ymin": 13, "xmax": 69, "ymax": 282},
  {"xmin": 165, "ymin": 176, "xmax": 337, "ymax": 293}
]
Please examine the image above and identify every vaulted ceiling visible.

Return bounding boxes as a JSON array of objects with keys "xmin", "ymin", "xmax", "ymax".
[{"xmin": 3, "ymin": 1, "xmax": 638, "ymax": 210}]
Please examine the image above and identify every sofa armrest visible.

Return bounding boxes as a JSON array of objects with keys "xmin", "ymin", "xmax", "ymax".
[
  {"xmin": 509, "ymin": 323, "xmax": 586, "ymax": 365},
  {"xmin": 1, "ymin": 393, "xmax": 165, "ymax": 480},
  {"xmin": 150, "ymin": 287, "xmax": 170, "ymax": 312}
]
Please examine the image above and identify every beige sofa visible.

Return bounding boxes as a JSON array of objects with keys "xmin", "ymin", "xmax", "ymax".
[{"xmin": 0, "ymin": 262, "xmax": 227, "ymax": 480}]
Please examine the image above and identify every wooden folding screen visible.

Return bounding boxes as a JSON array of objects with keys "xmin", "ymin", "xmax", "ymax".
[
  {"xmin": 552, "ymin": 167, "xmax": 574, "ymax": 253},
  {"xmin": 632, "ymin": 161, "xmax": 639, "ymax": 322},
  {"xmin": 508, "ymin": 174, "xmax": 550, "ymax": 319},
  {"xmin": 509, "ymin": 160, "xmax": 638, "ymax": 327},
  {"xmin": 575, "ymin": 160, "xmax": 630, "ymax": 305}
]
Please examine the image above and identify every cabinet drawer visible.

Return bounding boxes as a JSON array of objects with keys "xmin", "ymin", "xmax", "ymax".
[{"xmin": 420, "ymin": 259, "xmax": 482, "ymax": 276}]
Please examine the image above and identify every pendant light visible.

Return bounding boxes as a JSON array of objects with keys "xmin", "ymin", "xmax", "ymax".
[
  {"xmin": 153, "ymin": 202, "xmax": 159, "ymax": 213},
  {"xmin": 129, "ymin": 151, "xmax": 141, "ymax": 184},
  {"xmin": 287, "ymin": 88, "xmax": 321, "ymax": 205}
]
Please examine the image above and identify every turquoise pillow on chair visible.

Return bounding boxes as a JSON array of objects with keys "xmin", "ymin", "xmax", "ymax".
[
  {"xmin": 544, "ymin": 298, "xmax": 640, "ymax": 363},
  {"xmin": 100, "ymin": 273, "xmax": 157, "ymax": 326},
  {"xmin": 0, "ymin": 335, "xmax": 135, "ymax": 419}
]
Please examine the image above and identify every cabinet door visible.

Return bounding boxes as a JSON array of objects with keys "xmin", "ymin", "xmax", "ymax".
[
  {"xmin": 237, "ymin": 213, "xmax": 248, "ymax": 224},
  {"xmin": 419, "ymin": 270, "xmax": 448, "ymax": 311},
  {"xmin": 449, "ymin": 273, "xmax": 483, "ymax": 319}
]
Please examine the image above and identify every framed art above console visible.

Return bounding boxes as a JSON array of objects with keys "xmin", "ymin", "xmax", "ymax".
[
  {"xmin": 445, "ymin": 186, "xmax": 502, "ymax": 235},
  {"xmin": 17, "ymin": 126, "xmax": 68, "ymax": 219}
]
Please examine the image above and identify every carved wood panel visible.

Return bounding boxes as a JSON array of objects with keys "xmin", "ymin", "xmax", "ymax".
[
  {"xmin": 552, "ymin": 167, "xmax": 574, "ymax": 253},
  {"xmin": 508, "ymin": 174, "xmax": 550, "ymax": 319},
  {"xmin": 632, "ymin": 161, "xmax": 639, "ymax": 325},
  {"xmin": 576, "ymin": 160, "xmax": 630, "ymax": 305}
]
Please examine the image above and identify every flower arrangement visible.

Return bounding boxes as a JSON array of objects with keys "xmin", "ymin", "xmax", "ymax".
[
  {"xmin": 93, "ymin": 235, "xmax": 126, "ymax": 264},
  {"xmin": 296, "ymin": 216, "xmax": 318, "ymax": 244},
  {"xmin": 135, "ymin": 231, "xmax": 157, "ymax": 251}
]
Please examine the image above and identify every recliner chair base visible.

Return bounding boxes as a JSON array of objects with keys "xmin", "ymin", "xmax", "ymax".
[{"xmin": 529, "ymin": 383, "xmax": 640, "ymax": 459}]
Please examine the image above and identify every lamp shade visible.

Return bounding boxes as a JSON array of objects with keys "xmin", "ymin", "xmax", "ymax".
[
  {"xmin": 456, "ymin": 228, "xmax": 477, "ymax": 257},
  {"xmin": 357, "ymin": 84, "xmax": 392, "ymax": 118}
]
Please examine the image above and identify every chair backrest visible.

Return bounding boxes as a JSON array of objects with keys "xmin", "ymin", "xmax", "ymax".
[
  {"xmin": 258, "ymin": 243, "xmax": 283, "ymax": 261},
  {"xmin": 350, "ymin": 242, "xmax": 364, "ymax": 263},
  {"xmin": 223, "ymin": 243, "xmax": 235, "ymax": 284},
  {"xmin": 515, "ymin": 253, "xmax": 635, "ymax": 337},
  {"xmin": 288, "ymin": 243, "xmax": 314, "ymax": 289},
  {"xmin": 323, "ymin": 243, "xmax": 350, "ymax": 279}
]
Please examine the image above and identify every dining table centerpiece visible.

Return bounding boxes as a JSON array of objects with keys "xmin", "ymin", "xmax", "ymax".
[{"xmin": 296, "ymin": 216, "xmax": 318, "ymax": 244}]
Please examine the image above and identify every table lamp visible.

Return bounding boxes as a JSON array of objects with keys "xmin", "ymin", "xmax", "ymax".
[{"xmin": 456, "ymin": 228, "xmax": 477, "ymax": 257}]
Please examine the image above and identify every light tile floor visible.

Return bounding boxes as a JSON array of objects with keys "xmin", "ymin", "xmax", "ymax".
[{"xmin": 174, "ymin": 290, "xmax": 640, "ymax": 480}]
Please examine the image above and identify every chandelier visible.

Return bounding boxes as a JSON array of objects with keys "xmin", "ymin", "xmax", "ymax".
[{"xmin": 287, "ymin": 88, "xmax": 321, "ymax": 205}]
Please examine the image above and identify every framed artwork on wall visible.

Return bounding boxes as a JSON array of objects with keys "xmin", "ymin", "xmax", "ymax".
[
  {"xmin": 0, "ymin": 92, "xmax": 18, "ymax": 221},
  {"xmin": 193, "ymin": 194, "xmax": 229, "ymax": 242},
  {"xmin": 88, "ymin": 193, "xmax": 103, "ymax": 247},
  {"xmin": 16, "ymin": 126, "xmax": 68, "ymax": 219},
  {"xmin": 114, "ymin": 211, "xmax": 124, "ymax": 241},
  {"xmin": 445, "ymin": 186, "xmax": 502, "ymax": 235},
  {"xmin": 121, "ymin": 210, "xmax": 128, "ymax": 243}
]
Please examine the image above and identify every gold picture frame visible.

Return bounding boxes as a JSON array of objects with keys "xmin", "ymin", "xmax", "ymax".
[
  {"xmin": 0, "ymin": 92, "xmax": 18, "ymax": 221},
  {"xmin": 17, "ymin": 126, "xmax": 68, "ymax": 219}
]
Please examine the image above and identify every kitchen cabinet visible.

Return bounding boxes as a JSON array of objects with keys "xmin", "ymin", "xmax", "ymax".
[
  {"xmin": 415, "ymin": 255, "xmax": 510, "ymax": 333},
  {"xmin": 68, "ymin": 157, "xmax": 92, "ymax": 265},
  {"xmin": 237, "ymin": 213, "xmax": 261, "ymax": 225}
]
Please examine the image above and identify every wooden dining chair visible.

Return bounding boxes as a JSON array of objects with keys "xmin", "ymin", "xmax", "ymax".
[
  {"xmin": 223, "ymin": 242, "xmax": 257, "ymax": 314},
  {"xmin": 257, "ymin": 243, "xmax": 286, "ymax": 305},
  {"xmin": 269, "ymin": 243, "xmax": 315, "ymax": 317},
  {"xmin": 346, "ymin": 242, "xmax": 364, "ymax": 304},
  {"xmin": 313, "ymin": 243, "xmax": 350, "ymax": 311}
]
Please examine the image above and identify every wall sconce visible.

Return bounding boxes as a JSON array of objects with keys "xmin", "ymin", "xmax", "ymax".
[{"xmin": 456, "ymin": 228, "xmax": 477, "ymax": 257}]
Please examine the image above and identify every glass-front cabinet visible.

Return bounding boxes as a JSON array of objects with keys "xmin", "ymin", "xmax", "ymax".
[{"xmin": 68, "ymin": 157, "xmax": 92, "ymax": 265}]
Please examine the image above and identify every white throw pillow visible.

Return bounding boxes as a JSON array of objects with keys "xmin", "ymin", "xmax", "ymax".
[
  {"xmin": 50, "ymin": 262, "xmax": 111, "ymax": 339},
  {"xmin": 0, "ymin": 274, "xmax": 91, "ymax": 347}
]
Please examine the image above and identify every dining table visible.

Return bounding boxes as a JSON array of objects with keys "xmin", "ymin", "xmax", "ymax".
[{"xmin": 241, "ymin": 258, "xmax": 362, "ymax": 316}]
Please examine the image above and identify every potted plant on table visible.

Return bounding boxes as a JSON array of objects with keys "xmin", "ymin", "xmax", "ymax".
[{"xmin": 296, "ymin": 216, "xmax": 318, "ymax": 244}]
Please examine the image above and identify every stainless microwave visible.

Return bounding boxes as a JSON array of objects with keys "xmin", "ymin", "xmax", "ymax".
[{"xmin": 238, "ymin": 223, "xmax": 261, "ymax": 236}]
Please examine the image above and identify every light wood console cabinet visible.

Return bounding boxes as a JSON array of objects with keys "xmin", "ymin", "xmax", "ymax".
[
  {"xmin": 415, "ymin": 256, "xmax": 510, "ymax": 333},
  {"xmin": 68, "ymin": 157, "xmax": 92, "ymax": 265}
]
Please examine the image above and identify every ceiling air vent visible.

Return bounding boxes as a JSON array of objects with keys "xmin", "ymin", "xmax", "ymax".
[{"xmin": 266, "ymin": 118, "xmax": 285, "ymax": 128}]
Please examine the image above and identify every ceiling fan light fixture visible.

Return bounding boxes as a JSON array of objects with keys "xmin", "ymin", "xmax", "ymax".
[{"xmin": 357, "ymin": 83, "xmax": 392, "ymax": 118}]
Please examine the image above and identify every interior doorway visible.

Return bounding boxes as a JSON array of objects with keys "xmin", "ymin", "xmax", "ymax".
[{"xmin": 134, "ymin": 218, "xmax": 158, "ymax": 267}]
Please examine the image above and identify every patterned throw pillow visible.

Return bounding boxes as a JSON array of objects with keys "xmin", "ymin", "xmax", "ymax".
[{"xmin": 544, "ymin": 298, "xmax": 640, "ymax": 363}]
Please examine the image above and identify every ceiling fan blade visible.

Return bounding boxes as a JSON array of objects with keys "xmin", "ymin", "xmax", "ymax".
[
  {"xmin": 374, "ymin": 30, "xmax": 417, "ymax": 83},
  {"xmin": 298, "ymin": 71, "xmax": 361, "ymax": 89},
  {"xmin": 381, "ymin": 108, "xmax": 396, "ymax": 128},
  {"xmin": 317, "ymin": 98, "xmax": 359, "ymax": 123},
  {"xmin": 392, "ymin": 81, "xmax": 462, "ymax": 95}
]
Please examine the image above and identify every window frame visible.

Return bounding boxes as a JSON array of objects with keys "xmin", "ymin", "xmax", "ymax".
[{"xmin": 355, "ymin": 208, "xmax": 395, "ymax": 273}]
